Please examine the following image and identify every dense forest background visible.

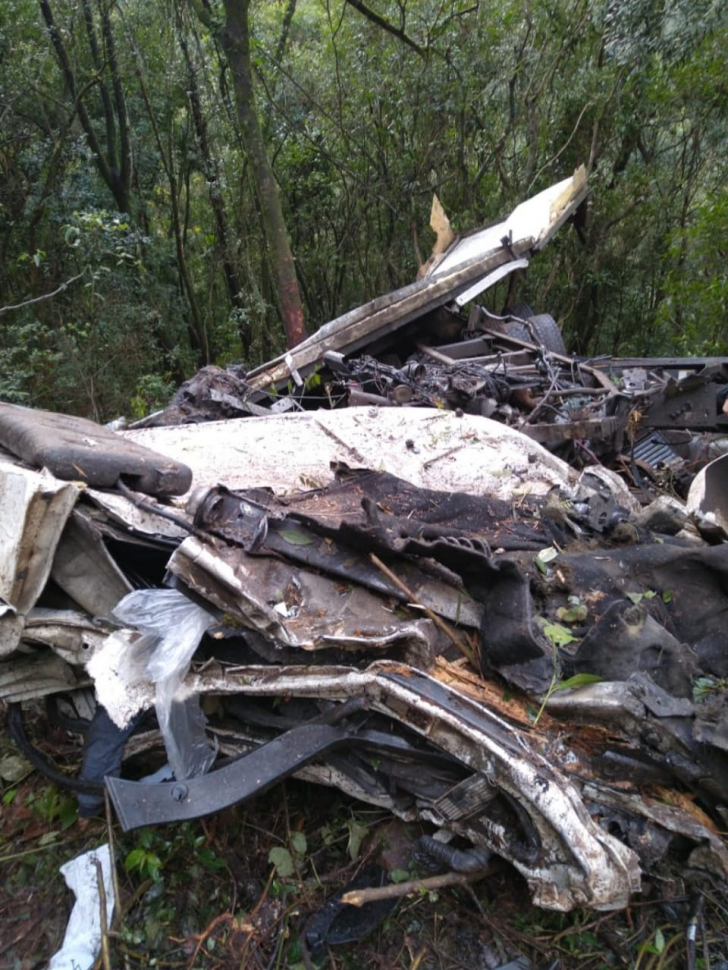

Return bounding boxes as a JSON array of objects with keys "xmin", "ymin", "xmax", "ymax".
[{"xmin": 1, "ymin": 0, "xmax": 726, "ymax": 421}]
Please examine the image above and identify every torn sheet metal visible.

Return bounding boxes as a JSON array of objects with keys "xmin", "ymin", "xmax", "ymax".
[
  {"xmin": 167, "ymin": 535, "xmax": 439, "ymax": 661},
  {"xmin": 0, "ymin": 650, "xmax": 89, "ymax": 703},
  {"xmin": 126, "ymin": 408, "xmax": 573, "ymax": 500},
  {"xmin": 426, "ymin": 168, "xmax": 587, "ymax": 279},
  {"xmin": 0, "ymin": 458, "xmax": 78, "ymax": 656},
  {"xmin": 454, "ymin": 257, "xmax": 530, "ymax": 307},
  {"xmin": 145, "ymin": 365, "xmax": 272, "ymax": 426},
  {"xmin": 84, "ymin": 488, "xmax": 190, "ymax": 542},
  {"xmin": 106, "ymin": 659, "xmax": 639, "ymax": 911},
  {"xmin": 545, "ymin": 678, "xmax": 728, "ymax": 806},
  {"xmin": 581, "ymin": 784, "xmax": 728, "ymax": 882},
  {"xmin": 195, "ymin": 659, "xmax": 725, "ymax": 888},
  {"xmin": 189, "ymin": 483, "xmax": 484, "ymax": 628},
  {"xmin": 243, "ymin": 169, "xmax": 587, "ymax": 394},
  {"xmin": 50, "ymin": 511, "xmax": 132, "ymax": 617},
  {"xmin": 242, "ymin": 243, "xmax": 534, "ymax": 395},
  {"xmin": 687, "ymin": 452, "xmax": 728, "ymax": 540},
  {"xmin": 0, "ymin": 602, "xmax": 23, "ymax": 658},
  {"xmin": 22, "ymin": 608, "xmax": 111, "ymax": 666}
]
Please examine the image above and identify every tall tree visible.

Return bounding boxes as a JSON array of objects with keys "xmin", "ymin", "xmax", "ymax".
[
  {"xmin": 39, "ymin": 0, "xmax": 133, "ymax": 215},
  {"xmin": 217, "ymin": 0, "xmax": 307, "ymax": 348}
]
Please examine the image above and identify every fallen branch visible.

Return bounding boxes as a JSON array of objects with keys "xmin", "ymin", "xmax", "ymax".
[
  {"xmin": 94, "ymin": 856, "xmax": 112, "ymax": 970},
  {"xmin": 342, "ymin": 869, "xmax": 485, "ymax": 907}
]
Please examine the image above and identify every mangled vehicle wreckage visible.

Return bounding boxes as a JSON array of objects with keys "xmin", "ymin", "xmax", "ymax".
[{"xmin": 2, "ymin": 170, "xmax": 728, "ymax": 920}]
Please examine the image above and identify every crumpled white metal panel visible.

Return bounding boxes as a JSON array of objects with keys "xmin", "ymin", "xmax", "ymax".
[
  {"xmin": 0, "ymin": 458, "xmax": 78, "ymax": 656},
  {"xmin": 126, "ymin": 408, "xmax": 574, "ymax": 501},
  {"xmin": 167, "ymin": 534, "xmax": 439, "ymax": 658},
  {"xmin": 687, "ymin": 451, "xmax": 728, "ymax": 539}
]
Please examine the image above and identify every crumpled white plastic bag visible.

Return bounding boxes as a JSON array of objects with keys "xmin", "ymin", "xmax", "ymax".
[
  {"xmin": 113, "ymin": 588, "xmax": 216, "ymax": 780},
  {"xmin": 48, "ymin": 844, "xmax": 114, "ymax": 970}
]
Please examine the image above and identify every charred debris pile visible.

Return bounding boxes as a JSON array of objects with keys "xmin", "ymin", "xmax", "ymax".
[{"xmin": 1, "ymin": 170, "xmax": 728, "ymax": 921}]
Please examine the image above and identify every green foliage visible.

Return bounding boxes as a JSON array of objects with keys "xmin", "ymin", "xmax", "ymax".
[
  {"xmin": 537, "ymin": 618, "xmax": 577, "ymax": 648},
  {"xmin": 693, "ymin": 676, "xmax": 728, "ymax": 702},
  {"xmin": 1, "ymin": 0, "xmax": 726, "ymax": 419},
  {"xmin": 125, "ymin": 828, "xmax": 166, "ymax": 882},
  {"xmin": 345, "ymin": 818, "xmax": 369, "ymax": 861},
  {"xmin": 27, "ymin": 784, "xmax": 78, "ymax": 831}
]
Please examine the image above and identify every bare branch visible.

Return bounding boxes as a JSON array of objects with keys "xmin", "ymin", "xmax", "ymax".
[
  {"xmin": 344, "ymin": 0, "xmax": 426, "ymax": 56},
  {"xmin": 0, "ymin": 271, "xmax": 86, "ymax": 317}
]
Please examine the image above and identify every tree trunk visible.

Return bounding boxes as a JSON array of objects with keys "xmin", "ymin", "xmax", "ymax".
[
  {"xmin": 176, "ymin": 0, "xmax": 251, "ymax": 354},
  {"xmin": 219, "ymin": 0, "xmax": 307, "ymax": 348},
  {"xmin": 39, "ymin": 0, "xmax": 133, "ymax": 215}
]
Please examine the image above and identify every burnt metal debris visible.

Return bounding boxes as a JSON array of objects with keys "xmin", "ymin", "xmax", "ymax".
[{"xmin": 2, "ymin": 170, "xmax": 728, "ymax": 917}]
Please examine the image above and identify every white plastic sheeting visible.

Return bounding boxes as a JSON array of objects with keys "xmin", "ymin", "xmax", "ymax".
[
  {"xmin": 111, "ymin": 589, "xmax": 217, "ymax": 780},
  {"xmin": 47, "ymin": 843, "xmax": 115, "ymax": 970}
]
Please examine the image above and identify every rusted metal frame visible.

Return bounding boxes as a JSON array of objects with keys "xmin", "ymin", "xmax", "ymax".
[
  {"xmin": 168, "ymin": 660, "xmax": 638, "ymax": 908},
  {"xmin": 596, "ymin": 357, "xmax": 728, "ymax": 372},
  {"xmin": 641, "ymin": 378, "xmax": 728, "ymax": 432},
  {"xmin": 244, "ymin": 239, "xmax": 536, "ymax": 394},
  {"xmin": 523, "ymin": 416, "xmax": 624, "ymax": 445},
  {"xmin": 479, "ymin": 327, "xmax": 617, "ymax": 393}
]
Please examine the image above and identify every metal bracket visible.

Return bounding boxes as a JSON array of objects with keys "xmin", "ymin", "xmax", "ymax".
[{"xmin": 107, "ymin": 721, "xmax": 353, "ymax": 830}]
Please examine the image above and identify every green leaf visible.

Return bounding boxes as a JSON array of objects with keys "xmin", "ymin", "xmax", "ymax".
[
  {"xmin": 626, "ymin": 592, "xmax": 644, "ymax": 604},
  {"xmin": 537, "ymin": 618, "xmax": 576, "ymax": 647},
  {"xmin": 389, "ymin": 869, "xmax": 411, "ymax": 883},
  {"xmin": 654, "ymin": 927, "xmax": 665, "ymax": 953},
  {"xmin": 196, "ymin": 847, "xmax": 227, "ymax": 872},
  {"xmin": 279, "ymin": 530, "xmax": 314, "ymax": 546},
  {"xmin": 537, "ymin": 547, "xmax": 559, "ymax": 565},
  {"xmin": 553, "ymin": 673, "xmax": 602, "ymax": 692},
  {"xmin": 58, "ymin": 797, "xmax": 78, "ymax": 830},
  {"xmin": 662, "ymin": 589, "xmax": 673, "ymax": 603},
  {"xmin": 556, "ymin": 603, "xmax": 588, "ymax": 623},
  {"xmin": 304, "ymin": 370, "xmax": 322, "ymax": 389},
  {"xmin": 290, "ymin": 831, "xmax": 307, "ymax": 858},
  {"xmin": 692, "ymin": 676, "xmax": 725, "ymax": 702},
  {"xmin": 268, "ymin": 846, "xmax": 295, "ymax": 878},
  {"xmin": 346, "ymin": 819, "xmax": 369, "ymax": 861},
  {"xmin": 146, "ymin": 855, "xmax": 162, "ymax": 882},
  {"xmin": 125, "ymin": 848, "xmax": 147, "ymax": 871}
]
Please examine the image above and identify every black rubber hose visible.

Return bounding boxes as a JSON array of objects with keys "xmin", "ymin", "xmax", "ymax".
[
  {"xmin": 7, "ymin": 702, "xmax": 105, "ymax": 795},
  {"xmin": 418, "ymin": 834, "xmax": 492, "ymax": 873}
]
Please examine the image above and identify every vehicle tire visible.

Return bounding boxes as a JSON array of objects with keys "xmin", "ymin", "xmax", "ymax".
[
  {"xmin": 497, "ymin": 303, "xmax": 532, "ymax": 343},
  {"xmin": 527, "ymin": 313, "xmax": 567, "ymax": 355},
  {"xmin": 495, "ymin": 307, "xmax": 566, "ymax": 354},
  {"xmin": 502, "ymin": 302, "xmax": 535, "ymax": 321}
]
